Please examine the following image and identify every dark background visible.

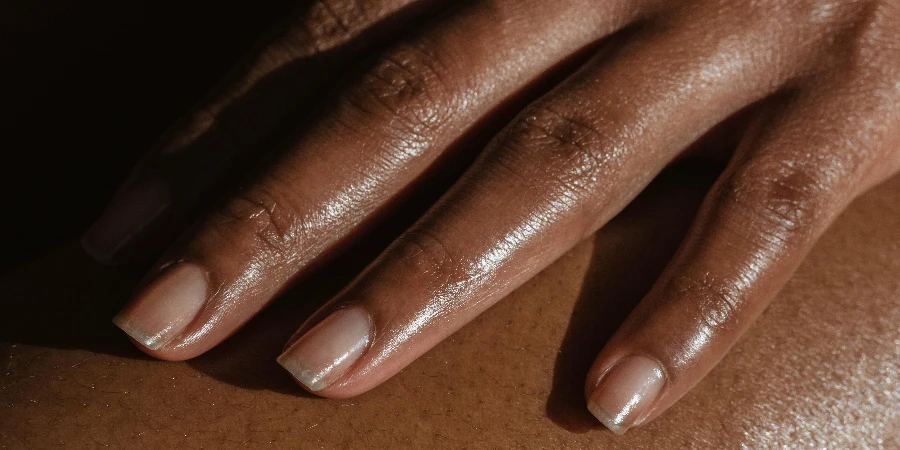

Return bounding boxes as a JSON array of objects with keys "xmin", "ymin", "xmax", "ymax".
[{"xmin": 1, "ymin": 0, "xmax": 300, "ymax": 272}]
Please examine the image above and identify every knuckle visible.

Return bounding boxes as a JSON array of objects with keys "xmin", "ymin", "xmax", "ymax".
[
  {"xmin": 344, "ymin": 41, "xmax": 455, "ymax": 146},
  {"xmin": 213, "ymin": 187, "xmax": 302, "ymax": 258},
  {"xmin": 504, "ymin": 106, "xmax": 611, "ymax": 190},
  {"xmin": 497, "ymin": 105, "xmax": 620, "ymax": 231},
  {"xmin": 719, "ymin": 159, "xmax": 832, "ymax": 247},
  {"xmin": 509, "ymin": 106, "xmax": 607, "ymax": 167},
  {"xmin": 392, "ymin": 229, "xmax": 463, "ymax": 288},
  {"xmin": 672, "ymin": 275, "xmax": 742, "ymax": 332}
]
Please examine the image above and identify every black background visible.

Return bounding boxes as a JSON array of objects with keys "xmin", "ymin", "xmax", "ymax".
[{"xmin": 1, "ymin": 1, "xmax": 300, "ymax": 272}]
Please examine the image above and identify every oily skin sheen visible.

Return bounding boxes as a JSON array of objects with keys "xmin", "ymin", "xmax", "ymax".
[{"xmin": 85, "ymin": 0, "xmax": 900, "ymax": 434}]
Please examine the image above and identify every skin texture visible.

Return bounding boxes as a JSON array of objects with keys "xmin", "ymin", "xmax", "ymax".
[{"xmin": 79, "ymin": 0, "xmax": 900, "ymax": 434}]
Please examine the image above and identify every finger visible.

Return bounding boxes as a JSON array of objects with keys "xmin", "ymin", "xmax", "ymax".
[
  {"xmin": 113, "ymin": 0, "xmax": 646, "ymax": 359},
  {"xmin": 275, "ymin": 5, "xmax": 814, "ymax": 398},
  {"xmin": 584, "ymin": 66, "xmax": 900, "ymax": 434},
  {"xmin": 81, "ymin": 0, "xmax": 443, "ymax": 264}
]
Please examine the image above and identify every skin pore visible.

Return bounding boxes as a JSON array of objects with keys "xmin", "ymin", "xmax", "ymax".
[{"xmin": 84, "ymin": 0, "xmax": 900, "ymax": 434}]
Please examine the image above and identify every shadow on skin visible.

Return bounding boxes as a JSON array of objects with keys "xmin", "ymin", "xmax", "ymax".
[
  {"xmin": 182, "ymin": 255, "xmax": 372, "ymax": 397},
  {"xmin": 0, "ymin": 243, "xmax": 147, "ymax": 358},
  {"xmin": 545, "ymin": 161, "xmax": 719, "ymax": 433}
]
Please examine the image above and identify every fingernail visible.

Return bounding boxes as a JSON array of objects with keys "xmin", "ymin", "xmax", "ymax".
[
  {"xmin": 82, "ymin": 179, "xmax": 169, "ymax": 264},
  {"xmin": 277, "ymin": 308, "xmax": 372, "ymax": 392},
  {"xmin": 588, "ymin": 355, "xmax": 665, "ymax": 435},
  {"xmin": 113, "ymin": 263, "xmax": 208, "ymax": 351}
]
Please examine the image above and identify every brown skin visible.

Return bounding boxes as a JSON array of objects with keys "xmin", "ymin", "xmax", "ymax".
[{"xmin": 84, "ymin": 0, "xmax": 900, "ymax": 432}]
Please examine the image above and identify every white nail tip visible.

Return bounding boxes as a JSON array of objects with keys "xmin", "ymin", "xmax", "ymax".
[
  {"xmin": 112, "ymin": 263, "xmax": 209, "ymax": 351},
  {"xmin": 278, "ymin": 308, "xmax": 372, "ymax": 392}
]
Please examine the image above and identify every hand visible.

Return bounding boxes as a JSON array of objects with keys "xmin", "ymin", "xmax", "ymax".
[{"xmin": 84, "ymin": 0, "xmax": 900, "ymax": 434}]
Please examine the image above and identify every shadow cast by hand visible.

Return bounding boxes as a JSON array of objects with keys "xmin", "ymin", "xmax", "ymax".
[
  {"xmin": 545, "ymin": 162, "xmax": 719, "ymax": 433},
  {"xmin": 0, "ymin": 242, "xmax": 149, "ymax": 358},
  {"xmin": 183, "ymin": 241, "xmax": 383, "ymax": 396}
]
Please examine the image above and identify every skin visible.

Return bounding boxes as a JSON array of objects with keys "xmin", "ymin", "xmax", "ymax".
[{"xmin": 84, "ymin": 0, "xmax": 900, "ymax": 434}]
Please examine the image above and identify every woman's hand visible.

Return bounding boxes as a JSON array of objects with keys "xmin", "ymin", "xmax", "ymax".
[{"xmin": 83, "ymin": 0, "xmax": 900, "ymax": 434}]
